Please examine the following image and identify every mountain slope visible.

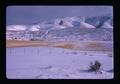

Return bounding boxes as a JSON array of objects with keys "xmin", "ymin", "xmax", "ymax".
[{"xmin": 6, "ymin": 15, "xmax": 113, "ymax": 41}]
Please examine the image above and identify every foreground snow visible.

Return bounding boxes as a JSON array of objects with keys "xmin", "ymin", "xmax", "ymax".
[{"xmin": 6, "ymin": 47, "xmax": 113, "ymax": 79}]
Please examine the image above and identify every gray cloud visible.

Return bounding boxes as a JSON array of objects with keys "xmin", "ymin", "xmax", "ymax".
[{"xmin": 6, "ymin": 6, "xmax": 113, "ymax": 25}]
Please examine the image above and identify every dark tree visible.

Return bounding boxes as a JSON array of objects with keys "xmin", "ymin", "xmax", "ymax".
[{"xmin": 59, "ymin": 20, "xmax": 63, "ymax": 25}]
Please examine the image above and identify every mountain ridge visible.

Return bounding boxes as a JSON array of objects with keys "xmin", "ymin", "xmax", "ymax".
[{"xmin": 6, "ymin": 15, "xmax": 113, "ymax": 41}]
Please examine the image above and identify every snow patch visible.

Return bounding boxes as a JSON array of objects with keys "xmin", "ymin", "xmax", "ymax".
[{"xmin": 7, "ymin": 25, "xmax": 28, "ymax": 31}]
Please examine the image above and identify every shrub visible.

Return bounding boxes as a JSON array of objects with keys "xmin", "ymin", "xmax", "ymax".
[{"xmin": 89, "ymin": 60, "xmax": 101, "ymax": 73}]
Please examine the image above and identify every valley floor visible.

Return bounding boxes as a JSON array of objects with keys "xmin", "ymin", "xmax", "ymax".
[{"xmin": 6, "ymin": 40, "xmax": 113, "ymax": 51}]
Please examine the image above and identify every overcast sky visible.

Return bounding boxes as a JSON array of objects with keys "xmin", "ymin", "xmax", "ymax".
[{"xmin": 6, "ymin": 6, "xmax": 113, "ymax": 25}]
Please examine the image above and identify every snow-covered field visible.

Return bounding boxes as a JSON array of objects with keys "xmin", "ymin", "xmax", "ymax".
[{"xmin": 6, "ymin": 46, "xmax": 113, "ymax": 79}]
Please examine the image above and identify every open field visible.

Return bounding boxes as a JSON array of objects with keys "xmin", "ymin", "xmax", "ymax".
[
  {"xmin": 6, "ymin": 40, "xmax": 113, "ymax": 79},
  {"xmin": 6, "ymin": 40, "xmax": 113, "ymax": 51},
  {"xmin": 6, "ymin": 46, "xmax": 113, "ymax": 79}
]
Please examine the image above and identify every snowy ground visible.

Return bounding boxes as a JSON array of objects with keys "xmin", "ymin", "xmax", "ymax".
[{"xmin": 6, "ymin": 47, "xmax": 113, "ymax": 79}]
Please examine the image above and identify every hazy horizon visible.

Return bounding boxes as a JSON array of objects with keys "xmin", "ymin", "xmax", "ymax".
[{"xmin": 6, "ymin": 6, "xmax": 113, "ymax": 25}]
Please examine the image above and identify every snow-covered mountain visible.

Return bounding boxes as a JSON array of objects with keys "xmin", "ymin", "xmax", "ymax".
[
  {"xmin": 6, "ymin": 25, "xmax": 28, "ymax": 31},
  {"xmin": 29, "ymin": 25, "xmax": 40, "ymax": 31},
  {"xmin": 6, "ymin": 15, "xmax": 113, "ymax": 41}
]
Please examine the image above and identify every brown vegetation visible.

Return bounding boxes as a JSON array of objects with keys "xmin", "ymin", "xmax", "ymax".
[{"xmin": 6, "ymin": 40, "xmax": 112, "ymax": 52}]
